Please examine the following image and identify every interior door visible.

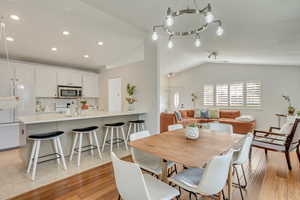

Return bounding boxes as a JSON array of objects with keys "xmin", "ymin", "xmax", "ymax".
[{"xmin": 108, "ymin": 78, "xmax": 122, "ymax": 112}]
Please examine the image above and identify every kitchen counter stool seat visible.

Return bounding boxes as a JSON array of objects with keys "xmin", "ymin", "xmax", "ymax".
[
  {"xmin": 70, "ymin": 126, "xmax": 102, "ymax": 167},
  {"xmin": 102, "ymin": 122, "xmax": 128, "ymax": 152},
  {"xmin": 27, "ymin": 131, "xmax": 67, "ymax": 181},
  {"xmin": 127, "ymin": 120, "xmax": 145, "ymax": 141}
]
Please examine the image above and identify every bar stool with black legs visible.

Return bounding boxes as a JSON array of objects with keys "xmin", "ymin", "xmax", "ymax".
[
  {"xmin": 27, "ymin": 131, "xmax": 67, "ymax": 181},
  {"xmin": 102, "ymin": 122, "xmax": 128, "ymax": 152},
  {"xmin": 69, "ymin": 126, "xmax": 102, "ymax": 167},
  {"xmin": 126, "ymin": 120, "xmax": 145, "ymax": 141}
]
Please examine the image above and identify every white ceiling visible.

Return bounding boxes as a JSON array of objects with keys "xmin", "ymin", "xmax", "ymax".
[
  {"xmin": 0, "ymin": 0, "xmax": 145, "ymax": 71},
  {"xmin": 83, "ymin": 0, "xmax": 300, "ymax": 74},
  {"xmin": 1, "ymin": 0, "xmax": 300, "ymax": 74}
]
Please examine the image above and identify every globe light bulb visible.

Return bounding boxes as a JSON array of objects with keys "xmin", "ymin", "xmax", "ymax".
[
  {"xmin": 166, "ymin": 15, "xmax": 174, "ymax": 27},
  {"xmin": 168, "ymin": 39, "xmax": 174, "ymax": 49},
  {"xmin": 152, "ymin": 31, "xmax": 158, "ymax": 41},
  {"xmin": 216, "ymin": 26, "xmax": 224, "ymax": 36},
  {"xmin": 195, "ymin": 38, "xmax": 201, "ymax": 47},
  {"xmin": 205, "ymin": 12, "xmax": 214, "ymax": 23}
]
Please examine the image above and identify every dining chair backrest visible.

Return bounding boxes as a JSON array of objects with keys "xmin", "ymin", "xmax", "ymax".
[
  {"xmin": 111, "ymin": 152, "xmax": 151, "ymax": 200},
  {"xmin": 130, "ymin": 131, "xmax": 161, "ymax": 169},
  {"xmin": 234, "ymin": 133, "xmax": 253, "ymax": 165},
  {"xmin": 197, "ymin": 149, "xmax": 234, "ymax": 196},
  {"xmin": 208, "ymin": 122, "xmax": 233, "ymax": 135},
  {"xmin": 168, "ymin": 124, "xmax": 184, "ymax": 131}
]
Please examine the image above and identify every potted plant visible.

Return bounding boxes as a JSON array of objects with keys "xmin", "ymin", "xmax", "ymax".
[
  {"xmin": 80, "ymin": 100, "xmax": 89, "ymax": 110},
  {"xmin": 126, "ymin": 83, "xmax": 137, "ymax": 111},
  {"xmin": 184, "ymin": 123, "xmax": 200, "ymax": 140},
  {"xmin": 282, "ymin": 95, "xmax": 295, "ymax": 115}
]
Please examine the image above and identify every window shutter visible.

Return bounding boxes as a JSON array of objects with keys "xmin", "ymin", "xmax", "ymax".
[
  {"xmin": 203, "ymin": 85, "xmax": 214, "ymax": 106},
  {"xmin": 229, "ymin": 83, "xmax": 244, "ymax": 106},
  {"xmin": 246, "ymin": 81, "xmax": 261, "ymax": 107},
  {"xmin": 216, "ymin": 84, "xmax": 229, "ymax": 106}
]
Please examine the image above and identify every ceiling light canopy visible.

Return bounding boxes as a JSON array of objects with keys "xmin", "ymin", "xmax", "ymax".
[
  {"xmin": 6, "ymin": 37, "xmax": 14, "ymax": 42},
  {"xmin": 152, "ymin": 0, "xmax": 223, "ymax": 49},
  {"xmin": 10, "ymin": 15, "xmax": 20, "ymax": 21},
  {"xmin": 62, "ymin": 31, "xmax": 70, "ymax": 36},
  {"xmin": 83, "ymin": 54, "xmax": 89, "ymax": 58},
  {"xmin": 51, "ymin": 47, "xmax": 57, "ymax": 51},
  {"xmin": 97, "ymin": 41, "xmax": 104, "ymax": 46}
]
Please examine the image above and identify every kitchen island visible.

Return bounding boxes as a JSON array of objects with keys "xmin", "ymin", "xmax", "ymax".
[{"xmin": 18, "ymin": 110, "xmax": 147, "ymax": 163}]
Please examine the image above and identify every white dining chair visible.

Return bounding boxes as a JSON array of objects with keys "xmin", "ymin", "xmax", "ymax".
[
  {"xmin": 168, "ymin": 149, "xmax": 234, "ymax": 200},
  {"xmin": 130, "ymin": 130, "xmax": 177, "ymax": 176},
  {"xmin": 168, "ymin": 124, "xmax": 184, "ymax": 131},
  {"xmin": 232, "ymin": 133, "xmax": 253, "ymax": 200},
  {"xmin": 111, "ymin": 152, "xmax": 180, "ymax": 200},
  {"xmin": 208, "ymin": 122, "xmax": 233, "ymax": 135}
]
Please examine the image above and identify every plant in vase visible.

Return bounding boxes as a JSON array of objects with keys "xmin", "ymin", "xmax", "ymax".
[
  {"xmin": 126, "ymin": 83, "xmax": 137, "ymax": 111},
  {"xmin": 282, "ymin": 95, "xmax": 295, "ymax": 115},
  {"xmin": 191, "ymin": 93, "xmax": 198, "ymax": 108},
  {"xmin": 185, "ymin": 123, "xmax": 200, "ymax": 140},
  {"xmin": 80, "ymin": 100, "xmax": 89, "ymax": 110}
]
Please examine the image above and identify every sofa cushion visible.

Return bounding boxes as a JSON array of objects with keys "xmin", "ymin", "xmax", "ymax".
[
  {"xmin": 200, "ymin": 109, "xmax": 209, "ymax": 119},
  {"xmin": 220, "ymin": 110, "xmax": 240, "ymax": 119},
  {"xmin": 208, "ymin": 109, "xmax": 220, "ymax": 119},
  {"xmin": 174, "ymin": 111, "xmax": 182, "ymax": 121}
]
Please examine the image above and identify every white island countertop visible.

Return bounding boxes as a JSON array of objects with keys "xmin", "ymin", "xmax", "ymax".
[{"xmin": 18, "ymin": 111, "xmax": 147, "ymax": 125}]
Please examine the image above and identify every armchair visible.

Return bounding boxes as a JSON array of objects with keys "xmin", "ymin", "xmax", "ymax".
[{"xmin": 251, "ymin": 118, "xmax": 300, "ymax": 170}]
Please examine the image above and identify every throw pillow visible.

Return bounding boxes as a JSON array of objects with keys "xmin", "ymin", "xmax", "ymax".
[
  {"xmin": 200, "ymin": 109, "xmax": 209, "ymax": 119},
  {"xmin": 194, "ymin": 108, "xmax": 201, "ymax": 118},
  {"xmin": 208, "ymin": 109, "xmax": 220, "ymax": 119},
  {"xmin": 174, "ymin": 111, "xmax": 182, "ymax": 121}
]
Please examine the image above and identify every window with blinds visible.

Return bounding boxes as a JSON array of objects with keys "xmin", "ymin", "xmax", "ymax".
[
  {"xmin": 216, "ymin": 84, "xmax": 229, "ymax": 106},
  {"xmin": 230, "ymin": 83, "xmax": 244, "ymax": 106},
  {"xmin": 203, "ymin": 85, "xmax": 214, "ymax": 106},
  {"xmin": 202, "ymin": 81, "xmax": 261, "ymax": 108},
  {"xmin": 246, "ymin": 81, "xmax": 261, "ymax": 107}
]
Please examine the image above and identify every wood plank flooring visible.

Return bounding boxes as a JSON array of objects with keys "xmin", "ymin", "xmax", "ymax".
[{"xmin": 10, "ymin": 149, "xmax": 300, "ymax": 200}]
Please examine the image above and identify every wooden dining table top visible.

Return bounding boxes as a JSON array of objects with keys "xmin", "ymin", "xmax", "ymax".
[{"xmin": 129, "ymin": 129, "xmax": 243, "ymax": 168}]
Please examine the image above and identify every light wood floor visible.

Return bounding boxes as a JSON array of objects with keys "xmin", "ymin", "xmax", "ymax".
[{"xmin": 9, "ymin": 149, "xmax": 300, "ymax": 200}]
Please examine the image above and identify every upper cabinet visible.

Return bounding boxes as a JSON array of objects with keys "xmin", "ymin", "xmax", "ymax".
[
  {"xmin": 82, "ymin": 72, "xmax": 99, "ymax": 98},
  {"xmin": 57, "ymin": 69, "xmax": 82, "ymax": 87},
  {"xmin": 36, "ymin": 67, "xmax": 57, "ymax": 97}
]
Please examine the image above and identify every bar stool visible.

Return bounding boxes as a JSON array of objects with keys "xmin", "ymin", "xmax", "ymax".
[
  {"xmin": 69, "ymin": 126, "xmax": 102, "ymax": 167},
  {"xmin": 102, "ymin": 122, "xmax": 128, "ymax": 152},
  {"xmin": 127, "ymin": 120, "xmax": 145, "ymax": 141},
  {"xmin": 27, "ymin": 131, "xmax": 67, "ymax": 181}
]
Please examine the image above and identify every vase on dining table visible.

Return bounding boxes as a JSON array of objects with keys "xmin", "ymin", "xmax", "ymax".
[{"xmin": 184, "ymin": 125, "xmax": 200, "ymax": 140}]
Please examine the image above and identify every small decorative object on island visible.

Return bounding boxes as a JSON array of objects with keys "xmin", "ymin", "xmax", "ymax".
[
  {"xmin": 184, "ymin": 123, "xmax": 200, "ymax": 140},
  {"xmin": 191, "ymin": 93, "xmax": 198, "ymax": 108},
  {"xmin": 126, "ymin": 83, "xmax": 137, "ymax": 111},
  {"xmin": 282, "ymin": 95, "xmax": 295, "ymax": 115},
  {"xmin": 80, "ymin": 100, "xmax": 89, "ymax": 110}
]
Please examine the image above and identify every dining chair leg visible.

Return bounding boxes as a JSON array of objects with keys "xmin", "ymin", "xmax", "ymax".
[
  {"xmin": 249, "ymin": 146, "xmax": 252, "ymax": 160},
  {"xmin": 296, "ymin": 143, "xmax": 300, "ymax": 163},
  {"xmin": 118, "ymin": 194, "xmax": 121, "ymax": 200},
  {"xmin": 285, "ymin": 151, "xmax": 292, "ymax": 170},
  {"xmin": 221, "ymin": 190, "xmax": 226, "ymax": 200},
  {"xmin": 264, "ymin": 149, "xmax": 268, "ymax": 157},
  {"xmin": 234, "ymin": 165, "xmax": 244, "ymax": 200},
  {"xmin": 241, "ymin": 164, "xmax": 248, "ymax": 188}
]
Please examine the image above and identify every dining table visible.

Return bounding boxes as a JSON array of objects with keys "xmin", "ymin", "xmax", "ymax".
[{"xmin": 128, "ymin": 128, "xmax": 243, "ymax": 200}]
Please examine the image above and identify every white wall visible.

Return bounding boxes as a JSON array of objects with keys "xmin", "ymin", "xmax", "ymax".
[
  {"xmin": 99, "ymin": 39, "xmax": 160, "ymax": 133},
  {"xmin": 168, "ymin": 63, "xmax": 300, "ymax": 129}
]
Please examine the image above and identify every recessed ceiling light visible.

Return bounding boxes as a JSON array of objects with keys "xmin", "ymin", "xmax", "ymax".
[
  {"xmin": 10, "ymin": 14, "xmax": 20, "ymax": 21},
  {"xmin": 62, "ymin": 31, "xmax": 70, "ymax": 36},
  {"xmin": 97, "ymin": 41, "xmax": 104, "ymax": 46},
  {"xmin": 83, "ymin": 55, "xmax": 89, "ymax": 58},
  {"xmin": 51, "ymin": 47, "xmax": 57, "ymax": 51},
  {"xmin": 6, "ymin": 37, "xmax": 14, "ymax": 42}
]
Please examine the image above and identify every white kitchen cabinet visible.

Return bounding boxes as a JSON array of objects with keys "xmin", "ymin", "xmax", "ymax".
[
  {"xmin": 82, "ymin": 72, "xmax": 99, "ymax": 97},
  {"xmin": 57, "ymin": 69, "xmax": 82, "ymax": 86},
  {"xmin": 35, "ymin": 67, "xmax": 57, "ymax": 97}
]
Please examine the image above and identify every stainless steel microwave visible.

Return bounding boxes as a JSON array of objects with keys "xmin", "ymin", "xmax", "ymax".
[{"xmin": 57, "ymin": 85, "xmax": 82, "ymax": 98}]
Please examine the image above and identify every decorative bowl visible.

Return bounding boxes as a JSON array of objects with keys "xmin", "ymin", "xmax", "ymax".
[{"xmin": 184, "ymin": 126, "xmax": 200, "ymax": 140}]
